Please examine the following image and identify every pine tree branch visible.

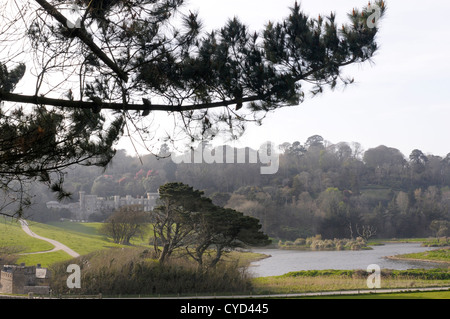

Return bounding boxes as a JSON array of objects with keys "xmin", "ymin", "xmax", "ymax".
[
  {"xmin": 0, "ymin": 90, "xmax": 267, "ymax": 113},
  {"xmin": 34, "ymin": 0, "xmax": 129, "ymax": 82},
  {"xmin": 0, "ymin": 57, "xmax": 358, "ymax": 113}
]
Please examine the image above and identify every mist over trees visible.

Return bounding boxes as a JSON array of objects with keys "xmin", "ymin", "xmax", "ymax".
[
  {"xmin": 28, "ymin": 135, "xmax": 450, "ymax": 240},
  {"xmin": 0, "ymin": 0, "xmax": 386, "ymax": 216}
]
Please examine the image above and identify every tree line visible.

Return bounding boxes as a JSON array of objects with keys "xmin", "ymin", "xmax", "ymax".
[{"xmin": 29, "ymin": 134, "xmax": 450, "ymax": 240}]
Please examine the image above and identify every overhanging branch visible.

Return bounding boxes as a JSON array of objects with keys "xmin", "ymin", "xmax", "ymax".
[
  {"xmin": 34, "ymin": 0, "xmax": 129, "ymax": 82},
  {"xmin": 0, "ymin": 90, "xmax": 265, "ymax": 113}
]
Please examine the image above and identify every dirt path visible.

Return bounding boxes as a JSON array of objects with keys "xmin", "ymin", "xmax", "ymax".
[{"xmin": 19, "ymin": 219, "xmax": 80, "ymax": 258}]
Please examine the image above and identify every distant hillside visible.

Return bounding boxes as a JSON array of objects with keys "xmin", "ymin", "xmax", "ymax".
[{"xmin": 24, "ymin": 136, "xmax": 450, "ymax": 240}]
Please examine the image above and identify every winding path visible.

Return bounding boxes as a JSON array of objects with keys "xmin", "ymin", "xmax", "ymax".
[{"xmin": 19, "ymin": 219, "xmax": 80, "ymax": 258}]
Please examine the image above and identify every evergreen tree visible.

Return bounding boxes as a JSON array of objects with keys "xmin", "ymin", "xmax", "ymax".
[{"xmin": 0, "ymin": 0, "xmax": 386, "ymax": 216}]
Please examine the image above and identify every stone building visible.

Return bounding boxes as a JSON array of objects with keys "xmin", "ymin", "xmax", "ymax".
[
  {"xmin": 47, "ymin": 192, "xmax": 159, "ymax": 220},
  {"xmin": 0, "ymin": 264, "xmax": 50, "ymax": 295},
  {"xmin": 78, "ymin": 192, "xmax": 159, "ymax": 216}
]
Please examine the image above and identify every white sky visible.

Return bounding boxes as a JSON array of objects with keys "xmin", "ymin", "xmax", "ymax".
[
  {"xmin": 5, "ymin": 1, "xmax": 448, "ymax": 158},
  {"xmin": 153, "ymin": 0, "xmax": 450, "ymax": 158}
]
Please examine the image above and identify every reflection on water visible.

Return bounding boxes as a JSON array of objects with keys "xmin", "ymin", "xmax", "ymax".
[{"xmin": 249, "ymin": 243, "xmax": 445, "ymax": 277}]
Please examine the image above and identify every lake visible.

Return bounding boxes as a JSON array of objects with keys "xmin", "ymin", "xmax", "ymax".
[{"xmin": 249, "ymin": 243, "xmax": 445, "ymax": 277}]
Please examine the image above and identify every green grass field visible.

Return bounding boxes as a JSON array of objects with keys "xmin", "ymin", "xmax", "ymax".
[
  {"xmin": 0, "ymin": 218, "xmax": 54, "ymax": 254},
  {"xmin": 27, "ymin": 220, "xmax": 123, "ymax": 254},
  {"xmin": 0, "ymin": 219, "xmax": 125, "ymax": 267},
  {"xmin": 394, "ymin": 248, "xmax": 450, "ymax": 263},
  {"xmin": 1, "ymin": 218, "xmax": 449, "ymax": 298},
  {"xmin": 300, "ymin": 290, "xmax": 450, "ymax": 299},
  {"xmin": 0, "ymin": 219, "xmax": 255, "ymax": 268},
  {"xmin": 252, "ymin": 270, "xmax": 450, "ymax": 296}
]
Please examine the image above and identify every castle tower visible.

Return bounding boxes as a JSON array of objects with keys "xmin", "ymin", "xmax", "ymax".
[{"xmin": 0, "ymin": 265, "xmax": 36, "ymax": 294}]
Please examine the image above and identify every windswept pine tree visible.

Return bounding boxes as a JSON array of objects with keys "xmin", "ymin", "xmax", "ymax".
[{"xmin": 0, "ymin": 0, "xmax": 386, "ymax": 216}]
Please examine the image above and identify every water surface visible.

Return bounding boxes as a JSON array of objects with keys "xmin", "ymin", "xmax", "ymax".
[{"xmin": 249, "ymin": 243, "xmax": 444, "ymax": 277}]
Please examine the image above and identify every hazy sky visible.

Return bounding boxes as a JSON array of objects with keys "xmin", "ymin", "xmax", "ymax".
[
  {"xmin": 162, "ymin": 0, "xmax": 450, "ymax": 158},
  {"xmin": 7, "ymin": 1, "xmax": 447, "ymax": 158}
]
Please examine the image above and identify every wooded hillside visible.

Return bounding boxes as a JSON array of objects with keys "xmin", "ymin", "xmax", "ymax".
[{"xmin": 28, "ymin": 135, "xmax": 450, "ymax": 240}]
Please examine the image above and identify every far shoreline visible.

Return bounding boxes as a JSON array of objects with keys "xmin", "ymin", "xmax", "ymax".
[{"xmin": 385, "ymin": 246, "xmax": 450, "ymax": 265}]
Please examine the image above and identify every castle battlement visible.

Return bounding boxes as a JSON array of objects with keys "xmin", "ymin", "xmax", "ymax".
[{"xmin": 0, "ymin": 264, "xmax": 50, "ymax": 295}]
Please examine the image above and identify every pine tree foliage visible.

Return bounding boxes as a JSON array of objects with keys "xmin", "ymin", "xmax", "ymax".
[{"xmin": 0, "ymin": 1, "xmax": 386, "ymax": 216}]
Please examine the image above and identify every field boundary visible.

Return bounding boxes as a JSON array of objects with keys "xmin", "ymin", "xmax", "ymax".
[{"xmin": 150, "ymin": 286, "xmax": 450, "ymax": 299}]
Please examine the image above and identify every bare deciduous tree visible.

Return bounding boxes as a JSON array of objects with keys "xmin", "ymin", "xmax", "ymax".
[
  {"xmin": 357, "ymin": 224, "xmax": 377, "ymax": 241},
  {"xmin": 100, "ymin": 205, "xmax": 148, "ymax": 245}
]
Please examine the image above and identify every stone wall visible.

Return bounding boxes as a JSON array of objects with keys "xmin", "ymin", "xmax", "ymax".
[
  {"xmin": 0, "ymin": 265, "xmax": 50, "ymax": 295},
  {"xmin": 23, "ymin": 285, "xmax": 50, "ymax": 295}
]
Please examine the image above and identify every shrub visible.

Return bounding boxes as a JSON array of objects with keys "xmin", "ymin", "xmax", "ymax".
[
  {"xmin": 279, "ymin": 236, "xmax": 369, "ymax": 250},
  {"xmin": 284, "ymin": 241, "xmax": 295, "ymax": 246},
  {"xmin": 422, "ymin": 237, "xmax": 450, "ymax": 247},
  {"xmin": 49, "ymin": 247, "xmax": 252, "ymax": 296}
]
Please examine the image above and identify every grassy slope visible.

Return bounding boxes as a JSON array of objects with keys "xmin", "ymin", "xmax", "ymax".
[
  {"xmin": 0, "ymin": 218, "xmax": 54, "ymax": 253},
  {"xmin": 1, "ymin": 220, "xmax": 258, "ymax": 268},
  {"xmin": 0, "ymin": 219, "xmax": 125, "ymax": 267},
  {"xmin": 27, "ymin": 220, "xmax": 121, "ymax": 255}
]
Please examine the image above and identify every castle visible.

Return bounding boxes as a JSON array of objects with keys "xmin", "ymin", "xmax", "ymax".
[
  {"xmin": 47, "ymin": 192, "xmax": 159, "ymax": 220},
  {"xmin": 0, "ymin": 264, "xmax": 50, "ymax": 295}
]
